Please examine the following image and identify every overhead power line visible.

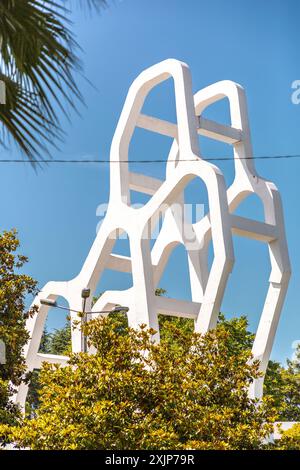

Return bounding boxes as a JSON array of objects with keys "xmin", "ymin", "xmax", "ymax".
[{"xmin": 0, "ymin": 154, "xmax": 300, "ymax": 164}]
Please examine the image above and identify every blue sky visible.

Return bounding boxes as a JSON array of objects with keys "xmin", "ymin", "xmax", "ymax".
[{"xmin": 1, "ymin": 0, "xmax": 300, "ymax": 364}]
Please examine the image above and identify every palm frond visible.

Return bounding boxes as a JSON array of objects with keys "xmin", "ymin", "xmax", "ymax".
[
  {"xmin": 0, "ymin": 72, "xmax": 63, "ymax": 163},
  {"xmin": 0, "ymin": 0, "xmax": 99, "ymax": 163}
]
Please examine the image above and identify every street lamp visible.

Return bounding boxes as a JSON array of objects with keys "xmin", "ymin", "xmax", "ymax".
[
  {"xmin": 40, "ymin": 296, "xmax": 129, "ymax": 352},
  {"xmin": 81, "ymin": 288, "xmax": 90, "ymax": 353},
  {"xmin": 40, "ymin": 298, "xmax": 78, "ymax": 313},
  {"xmin": 40, "ymin": 298, "xmax": 129, "ymax": 315}
]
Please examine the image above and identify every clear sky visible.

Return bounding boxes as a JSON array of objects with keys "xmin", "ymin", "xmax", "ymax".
[{"xmin": 1, "ymin": 0, "xmax": 300, "ymax": 364}]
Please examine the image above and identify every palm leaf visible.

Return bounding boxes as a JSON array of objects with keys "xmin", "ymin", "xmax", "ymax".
[{"xmin": 0, "ymin": 0, "xmax": 106, "ymax": 163}]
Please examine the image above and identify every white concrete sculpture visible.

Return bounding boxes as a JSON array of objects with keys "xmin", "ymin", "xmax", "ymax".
[{"xmin": 15, "ymin": 59, "xmax": 291, "ymax": 408}]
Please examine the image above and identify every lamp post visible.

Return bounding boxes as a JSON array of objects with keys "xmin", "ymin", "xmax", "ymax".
[
  {"xmin": 81, "ymin": 288, "xmax": 90, "ymax": 353},
  {"xmin": 40, "ymin": 296, "xmax": 129, "ymax": 353}
]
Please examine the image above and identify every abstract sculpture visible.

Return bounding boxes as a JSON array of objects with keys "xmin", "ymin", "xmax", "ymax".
[{"xmin": 15, "ymin": 59, "xmax": 291, "ymax": 408}]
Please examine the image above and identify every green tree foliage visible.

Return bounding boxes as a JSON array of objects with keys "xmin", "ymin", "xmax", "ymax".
[
  {"xmin": 158, "ymin": 311, "xmax": 300, "ymax": 425},
  {"xmin": 0, "ymin": 0, "xmax": 106, "ymax": 162},
  {"xmin": 274, "ymin": 423, "xmax": 300, "ymax": 450},
  {"xmin": 46, "ymin": 322, "xmax": 72, "ymax": 356},
  {"xmin": 283, "ymin": 344, "xmax": 300, "ymax": 421},
  {"xmin": 214, "ymin": 315, "xmax": 300, "ymax": 423},
  {"xmin": 0, "ymin": 229, "xmax": 37, "ymax": 426},
  {"xmin": 264, "ymin": 360, "xmax": 286, "ymax": 414},
  {"xmin": 1, "ymin": 316, "xmax": 277, "ymax": 450},
  {"xmin": 264, "ymin": 350, "xmax": 300, "ymax": 422},
  {"xmin": 26, "ymin": 322, "xmax": 72, "ymax": 413},
  {"xmin": 214, "ymin": 314, "xmax": 300, "ymax": 424},
  {"xmin": 25, "ymin": 283, "xmax": 300, "ymax": 429}
]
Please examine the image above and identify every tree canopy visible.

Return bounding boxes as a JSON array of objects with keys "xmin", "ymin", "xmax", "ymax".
[
  {"xmin": 0, "ymin": 229, "xmax": 37, "ymax": 426},
  {"xmin": 1, "ymin": 315, "xmax": 277, "ymax": 450}
]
